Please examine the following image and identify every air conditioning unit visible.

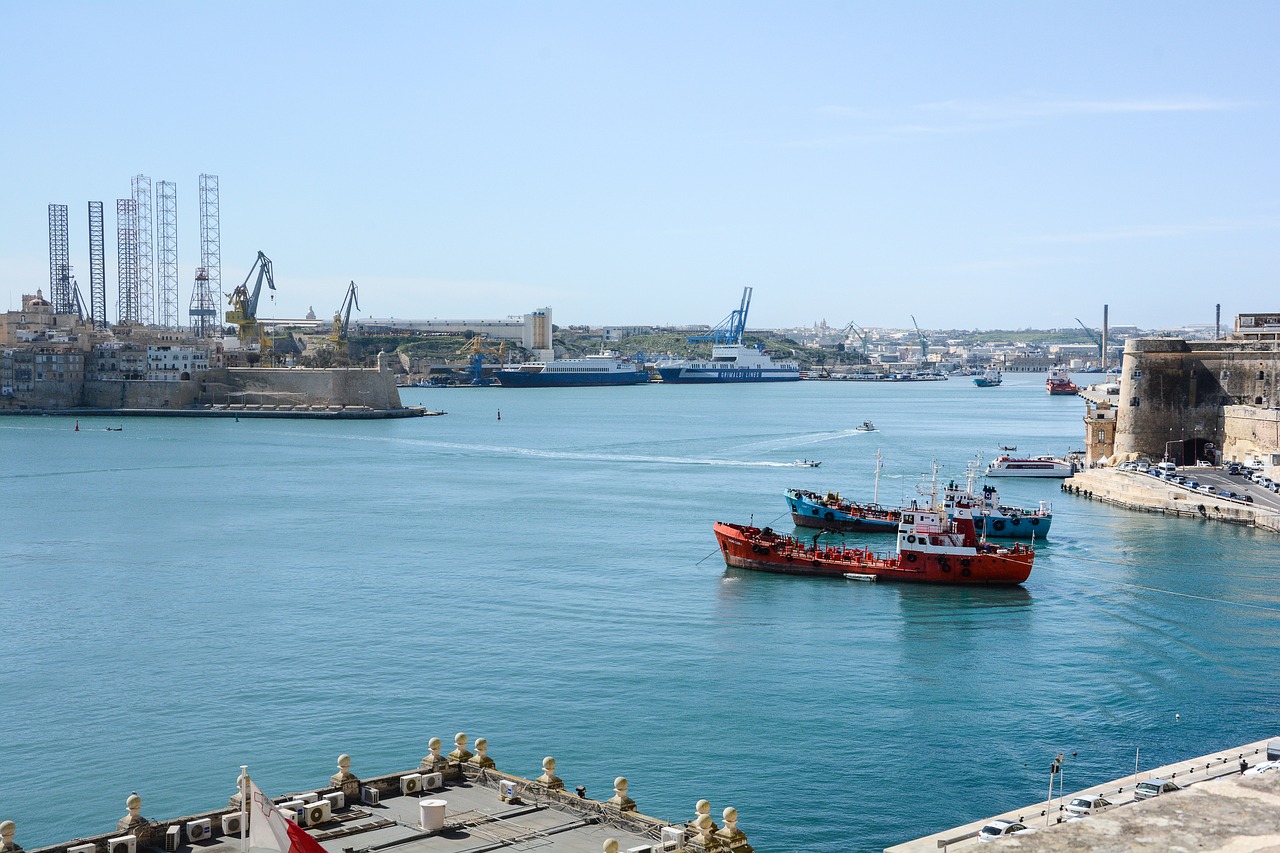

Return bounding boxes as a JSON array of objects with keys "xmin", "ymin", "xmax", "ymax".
[
  {"xmin": 497, "ymin": 779, "xmax": 519, "ymax": 803},
  {"xmin": 69, "ymin": 844, "xmax": 97, "ymax": 853},
  {"xmin": 302, "ymin": 800, "xmax": 332, "ymax": 827},
  {"xmin": 627, "ymin": 846, "xmax": 657, "ymax": 853},
  {"xmin": 659, "ymin": 826, "xmax": 684, "ymax": 850},
  {"xmin": 323, "ymin": 792, "xmax": 344, "ymax": 811},
  {"xmin": 420, "ymin": 772, "xmax": 443, "ymax": 791},
  {"xmin": 185, "ymin": 819, "xmax": 211, "ymax": 842},
  {"xmin": 400, "ymin": 773, "xmax": 423, "ymax": 795},
  {"xmin": 221, "ymin": 813, "xmax": 244, "ymax": 836},
  {"xmin": 298, "ymin": 792, "xmax": 320, "ymax": 804},
  {"xmin": 360, "ymin": 786, "xmax": 380, "ymax": 806},
  {"xmin": 109, "ymin": 835, "xmax": 137, "ymax": 853},
  {"xmin": 164, "ymin": 826, "xmax": 181, "ymax": 852},
  {"xmin": 278, "ymin": 800, "xmax": 306, "ymax": 823}
]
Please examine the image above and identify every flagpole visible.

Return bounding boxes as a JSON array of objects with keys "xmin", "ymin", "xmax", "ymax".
[{"xmin": 240, "ymin": 766, "xmax": 249, "ymax": 853}]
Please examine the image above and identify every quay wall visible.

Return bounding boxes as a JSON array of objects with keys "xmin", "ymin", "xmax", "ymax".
[
  {"xmin": 198, "ymin": 368, "xmax": 402, "ymax": 409},
  {"xmin": 1063, "ymin": 469, "xmax": 1280, "ymax": 532},
  {"xmin": 83, "ymin": 379, "xmax": 200, "ymax": 410}
]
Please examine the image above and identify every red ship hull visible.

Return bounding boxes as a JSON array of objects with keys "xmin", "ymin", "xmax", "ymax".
[{"xmin": 713, "ymin": 522, "xmax": 1034, "ymax": 585}]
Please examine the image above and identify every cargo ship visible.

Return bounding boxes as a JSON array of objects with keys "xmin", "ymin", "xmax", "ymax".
[
  {"xmin": 714, "ymin": 499, "xmax": 1035, "ymax": 585},
  {"xmin": 1046, "ymin": 366, "xmax": 1079, "ymax": 395},
  {"xmin": 494, "ymin": 353, "xmax": 650, "ymax": 387},
  {"xmin": 656, "ymin": 286, "xmax": 800, "ymax": 383},
  {"xmin": 974, "ymin": 367, "xmax": 1002, "ymax": 387}
]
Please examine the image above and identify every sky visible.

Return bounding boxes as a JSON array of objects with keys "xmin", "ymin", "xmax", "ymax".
[{"xmin": 1, "ymin": 1, "xmax": 1276, "ymax": 332}]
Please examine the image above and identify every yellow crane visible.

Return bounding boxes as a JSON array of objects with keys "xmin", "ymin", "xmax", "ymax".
[
  {"xmin": 225, "ymin": 251, "xmax": 276, "ymax": 351},
  {"xmin": 456, "ymin": 337, "xmax": 505, "ymax": 385},
  {"xmin": 330, "ymin": 281, "xmax": 360, "ymax": 353}
]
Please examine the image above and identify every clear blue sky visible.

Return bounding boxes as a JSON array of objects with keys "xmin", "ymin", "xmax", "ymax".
[{"xmin": 2, "ymin": 1, "xmax": 1276, "ymax": 331}]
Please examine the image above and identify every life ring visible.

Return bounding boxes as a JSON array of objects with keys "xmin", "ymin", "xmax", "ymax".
[
  {"xmin": 960, "ymin": 567, "xmax": 972, "ymax": 577},
  {"xmin": 992, "ymin": 519, "xmax": 1006, "ymax": 532},
  {"xmin": 824, "ymin": 511, "xmax": 835, "ymax": 521},
  {"xmin": 906, "ymin": 534, "xmax": 917, "ymax": 544},
  {"xmin": 905, "ymin": 552, "xmax": 918, "ymax": 563}
]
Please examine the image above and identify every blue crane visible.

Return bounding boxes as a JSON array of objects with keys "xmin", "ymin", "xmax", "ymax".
[{"xmin": 688, "ymin": 287, "xmax": 753, "ymax": 345}]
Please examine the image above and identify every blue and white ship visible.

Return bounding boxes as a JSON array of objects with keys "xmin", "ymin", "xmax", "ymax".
[
  {"xmin": 656, "ymin": 287, "xmax": 800, "ymax": 384},
  {"xmin": 656, "ymin": 343, "xmax": 800, "ymax": 383},
  {"xmin": 495, "ymin": 352, "xmax": 650, "ymax": 387},
  {"xmin": 973, "ymin": 367, "xmax": 1002, "ymax": 387}
]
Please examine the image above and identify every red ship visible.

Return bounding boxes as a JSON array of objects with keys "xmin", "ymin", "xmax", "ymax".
[
  {"xmin": 713, "ymin": 500, "xmax": 1034, "ymax": 585},
  {"xmin": 1046, "ymin": 366, "xmax": 1079, "ymax": 395}
]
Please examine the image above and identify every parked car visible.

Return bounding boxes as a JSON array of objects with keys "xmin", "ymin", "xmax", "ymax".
[
  {"xmin": 977, "ymin": 820, "xmax": 1035, "ymax": 842},
  {"xmin": 1184, "ymin": 480, "xmax": 1200, "ymax": 490},
  {"xmin": 1243, "ymin": 760, "xmax": 1279, "ymax": 777},
  {"xmin": 1196, "ymin": 484, "xmax": 1217, "ymax": 493},
  {"xmin": 1134, "ymin": 779, "xmax": 1183, "ymax": 800},
  {"xmin": 1063, "ymin": 795, "xmax": 1115, "ymax": 817},
  {"xmin": 1227, "ymin": 463, "xmax": 1242, "ymax": 475},
  {"xmin": 1195, "ymin": 460, "xmax": 1213, "ymax": 468}
]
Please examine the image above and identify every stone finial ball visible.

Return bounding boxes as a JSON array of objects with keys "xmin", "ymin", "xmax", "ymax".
[
  {"xmin": 126, "ymin": 793, "xmax": 142, "ymax": 810},
  {"xmin": 429, "ymin": 737, "xmax": 441, "ymax": 750},
  {"xmin": 542, "ymin": 756, "xmax": 555, "ymax": 771},
  {"xmin": 337, "ymin": 754, "xmax": 351, "ymax": 770},
  {"xmin": 454, "ymin": 732, "xmax": 467, "ymax": 745},
  {"xmin": 723, "ymin": 807, "xmax": 738, "ymax": 823},
  {"xmin": 474, "ymin": 737, "xmax": 487, "ymax": 750},
  {"xmin": 613, "ymin": 776, "xmax": 627, "ymax": 791},
  {"xmin": 0, "ymin": 821, "xmax": 14, "ymax": 839},
  {"xmin": 602, "ymin": 840, "xmax": 619, "ymax": 853},
  {"xmin": 696, "ymin": 799, "xmax": 710, "ymax": 815}
]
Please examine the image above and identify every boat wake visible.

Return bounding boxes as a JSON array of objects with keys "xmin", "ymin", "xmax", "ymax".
[
  {"xmin": 403, "ymin": 439, "xmax": 802, "ymax": 467},
  {"xmin": 726, "ymin": 428, "xmax": 869, "ymax": 453}
]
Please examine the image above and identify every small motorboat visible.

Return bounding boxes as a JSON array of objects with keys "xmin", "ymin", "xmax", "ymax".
[
  {"xmin": 794, "ymin": 459, "xmax": 822, "ymax": 468},
  {"xmin": 855, "ymin": 420, "xmax": 877, "ymax": 432},
  {"xmin": 105, "ymin": 427, "xmax": 123, "ymax": 431}
]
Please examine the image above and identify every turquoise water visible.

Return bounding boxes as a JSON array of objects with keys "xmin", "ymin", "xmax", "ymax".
[{"xmin": 2, "ymin": 373, "xmax": 1278, "ymax": 852}]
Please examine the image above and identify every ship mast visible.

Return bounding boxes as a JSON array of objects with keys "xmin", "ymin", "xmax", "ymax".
[{"xmin": 873, "ymin": 449, "xmax": 883, "ymax": 505}]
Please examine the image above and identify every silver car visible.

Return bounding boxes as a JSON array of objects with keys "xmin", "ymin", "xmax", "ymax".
[
  {"xmin": 1134, "ymin": 779, "xmax": 1182, "ymax": 800},
  {"xmin": 1063, "ymin": 795, "xmax": 1115, "ymax": 817},
  {"xmin": 977, "ymin": 819, "xmax": 1035, "ymax": 842}
]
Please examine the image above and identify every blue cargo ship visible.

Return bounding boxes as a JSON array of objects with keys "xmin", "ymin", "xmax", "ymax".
[{"xmin": 658, "ymin": 286, "xmax": 801, "ymax": 383}]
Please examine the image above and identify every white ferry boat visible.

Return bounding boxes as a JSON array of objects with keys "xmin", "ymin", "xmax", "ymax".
[
  {"xmin": 495, "ymin": 352, "xmax": 650, "ymax": 387},
  {"xmin": 656, "ymin": 343, "xmax": 800, "ymax": 383},
  {"xmin": 985, "ymin": 454, "xmax": 1077, "ymax": 478}
]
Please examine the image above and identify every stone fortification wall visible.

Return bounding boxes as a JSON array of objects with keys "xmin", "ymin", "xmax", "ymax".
[
  {"xmin": 1113, "ymin": 338, "xmax": 1280, "ymax": 461},
  {"xmin": 198, "ymin": 367, "xmax": 402, "ymax": 409},
  {"xmin": 1222, "ymin": 405, "xmax": 1280, "ymax": 469},
  {"xmin": 0, "ymin": 381, "xmax": 83, "ymax": 410},
  {"xmin": 82, "ymin": 380, "xmax": 200, "ymax": 410}
]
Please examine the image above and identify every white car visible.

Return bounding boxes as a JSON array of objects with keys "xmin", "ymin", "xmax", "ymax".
[
  {"xmin": 1063, "ymin": 795, "xmax": 1115, "ymax": 817},
  {"xmin": 1196, "ymin": 484, "xmax": 1216, "ymax": 493},
  {"xmin": 977, "ymin": 819, "xmax": 1036, "ymax": 842},
  {"xmin": 1243, "ymin": 760, "xmax": 1280, "ymax": 776},
  {"xmin": 1134, "ymin": 779, "xmax": 1183, "ymax": 800}
]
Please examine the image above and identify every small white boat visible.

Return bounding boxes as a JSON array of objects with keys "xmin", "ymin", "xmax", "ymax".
[
  {"xmin": 855, "ymin": 420, "xmax": 877, "ymax": 432},
  {"xmin": 794, "ymin": 459, "xmax": 822, "ymax": 468},
  {"xmin": 843, "ymin": 573, "xmax": 878, "ymax": 582}
]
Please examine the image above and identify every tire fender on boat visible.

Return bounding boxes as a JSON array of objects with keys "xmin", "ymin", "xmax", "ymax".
[
  {"xmin": 904, "ymin": 552, "xmax": 918, "ymax": 563},
  {"xmin": 824, "ymin": 511, "xmax": 835, "ymax": 521},
  {"xmin": 992, "ymin": 519, "xmax": 1006, "ymax": 532}
]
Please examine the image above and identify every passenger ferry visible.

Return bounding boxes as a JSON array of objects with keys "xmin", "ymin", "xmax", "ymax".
[
  {"xmin": 985, "ymin": 454, "xmax": 1077, "ymax": 478},
  {"xmin": 495, "ymin": 353, "xmax": 650, "ymax": 387},
  {"xmin": 656, "ymin": 343, "xmax": 800, "ymax": 383}
]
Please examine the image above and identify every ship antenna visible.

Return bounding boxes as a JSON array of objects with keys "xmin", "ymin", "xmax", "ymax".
[{"xmin": 873, "ymin": 449, "xmax": 883, "ymax": 506}]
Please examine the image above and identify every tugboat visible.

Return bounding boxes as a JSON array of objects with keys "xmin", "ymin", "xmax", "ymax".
[
  {"xmin": 973, "ymin": 367, "xmax": 1002, "ymax": 387},
  {"xmin": 1046, "ymin": 366, "xmax": 1079, "ymax": 395},
  {"xmin": 714, "ymin": 498, "xmax": 1035, "ymax": 585}
]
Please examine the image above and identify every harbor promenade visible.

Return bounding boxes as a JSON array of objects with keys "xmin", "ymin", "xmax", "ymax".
[{"xmin": 886, "ymin": 737, "xmax": 1279, "ymax": 852}]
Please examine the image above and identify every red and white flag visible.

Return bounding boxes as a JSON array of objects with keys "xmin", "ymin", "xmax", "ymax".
[{"xmin": 247, "ymin": 781, "xmax": 328, "ymax": 853}]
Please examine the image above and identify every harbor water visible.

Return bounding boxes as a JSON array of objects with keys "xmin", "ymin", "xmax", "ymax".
[{"xmin": 2, "ymin": 372, "xmax": 1278, "ymax": 852}]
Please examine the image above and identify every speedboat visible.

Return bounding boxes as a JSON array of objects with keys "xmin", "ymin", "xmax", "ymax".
[
  {"xmin": 794, "ymin": 459, "xmax": 821, "ymax": 468},
  {"xmin": 855, "ymin": 420, "xmax": 877, "ymax": 432}
]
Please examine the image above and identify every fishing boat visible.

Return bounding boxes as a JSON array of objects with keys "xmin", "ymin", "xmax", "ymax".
[
  {"xmin": 986, "ymin": 454, "xmax": 1077, "ymax": 478},
  {"xmin": 794, "ymin": 459, "xmax": 821, "ymax": 468},
  {"xmin": 495, "ymin": 352, "xmax": 650, "ymax": 387},
  {"xmin": 973, "ymin": 367, "xmax": 1002, "ymax": 387},
  {"xmin": 714, "ymin": 499, "xmax": 1035, "ymax": 585},
  {"xmin": 854, "ymin": 420, "xmax": 877, "ymax": 432},
  {"xmin": 1046, "ymin": 366, "xmax": 1079, "ymax": 395}
]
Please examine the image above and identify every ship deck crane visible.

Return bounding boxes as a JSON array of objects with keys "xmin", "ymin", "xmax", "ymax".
[
  {"xmin": 331, "ymin": 281, "xmax": 360, "ymax": 351},
  {"xmin": 226, "ymin": 251, "xmax": 276, "ymax": 349},
  {"xmin": 910, "ymin": 315, "xmax": 928, "ymax": 360},
  {"xmin": 688, "ymin": 287, "xmax": 752, "ymax": 345}
]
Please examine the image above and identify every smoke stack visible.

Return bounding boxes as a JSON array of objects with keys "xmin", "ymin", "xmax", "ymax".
[
  {"xmin": 1102, "ymin": 305, "xmax": 1109, "ymax": 371},
  {"xmin": 1216, "ymin": 303, "xmax": 1221, "ymax": 340}
]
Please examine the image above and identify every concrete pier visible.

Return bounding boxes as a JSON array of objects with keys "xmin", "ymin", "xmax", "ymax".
[{"xmin": 886, "ymin": 737, "xmax": 1279, "ymax": 852}]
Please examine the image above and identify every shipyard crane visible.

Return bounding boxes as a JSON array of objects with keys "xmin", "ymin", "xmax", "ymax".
[
  {"xmin": 456, "ymin": 336, "xmax": 506, "ymax": 386},
  {"xmin": 840, "ymin": 320, "xmax": 870, "ymax": 355},
  {"xmin": 1075, "ymin": 318, "xmax": 1104, "ymax": 361},
  {"xmin": 910, "ymin": 315, "xmax": 929, "ymax": 360},
  {"xmin": 330, "ymin": 281, "xmax": 360, "ymax": 352},
  {"xmin": 687, "ymin": 287, "xmax": 752, "ymax": 345},
  {"xmin": 226, "ymin": 251, "xmax": 276, "ymax": 349}
]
